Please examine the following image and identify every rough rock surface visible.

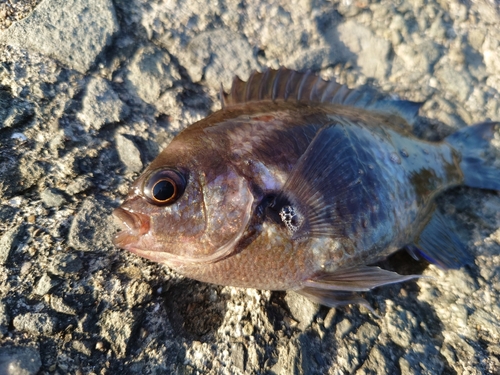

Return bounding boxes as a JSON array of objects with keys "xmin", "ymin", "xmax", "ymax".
[{"xmin": 0, "ymin": 0, "xmax": 499, "ymax": 374}]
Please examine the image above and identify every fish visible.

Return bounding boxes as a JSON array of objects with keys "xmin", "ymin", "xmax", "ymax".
[{"xmin": 113, "ymin": 68, "xmax": 500, "ymax": 311}]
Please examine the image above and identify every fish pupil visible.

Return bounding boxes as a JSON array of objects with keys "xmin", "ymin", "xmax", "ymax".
[{"xmin": 153, "ymin": 180, "xmax": 175, "ymax": 202}]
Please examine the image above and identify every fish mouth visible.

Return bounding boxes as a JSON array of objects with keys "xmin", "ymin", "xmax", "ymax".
[{"xmin": 113, "ymin": 207, "xmax": 151, "ymax": 249}]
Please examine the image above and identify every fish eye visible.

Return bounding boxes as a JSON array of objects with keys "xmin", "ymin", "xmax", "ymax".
[{"xmin": 143, "ymin": 169, "xmax": 186, "ymax": 205}]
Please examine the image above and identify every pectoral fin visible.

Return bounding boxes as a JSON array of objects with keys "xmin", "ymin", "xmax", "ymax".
[
  {"xmin": 297, "ymin": 266, "xmax": 422, "ymax": 315},
  {"xmin": 413, "ymin": 209, "xmax": 472, "ymax": 269},
  {"xmin": 271, "ymin": 123, "xmax": 376, "ymax": 239},
  {"xmin": 303, "ymin": 266, "xmax": 421, "ymax": 292}
]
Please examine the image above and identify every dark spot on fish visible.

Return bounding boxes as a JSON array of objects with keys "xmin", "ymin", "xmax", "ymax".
[{"xmin": 401, "ymin": 149, "xmax": 409, "ymax": 158}]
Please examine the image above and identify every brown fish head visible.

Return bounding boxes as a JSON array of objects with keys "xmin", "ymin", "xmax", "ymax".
[{"xmin": 113, "ymin": 135, "xmax": 254, "ymax": 267}]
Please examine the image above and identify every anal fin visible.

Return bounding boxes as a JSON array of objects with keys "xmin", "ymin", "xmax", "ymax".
[{"xmin": 413, "ymin": 209, "xmax": 472, "ymax": 269}]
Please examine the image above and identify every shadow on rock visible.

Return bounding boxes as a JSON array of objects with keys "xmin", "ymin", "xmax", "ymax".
[{"xmin": 163, "ymin": 279, "xmax": 227, "ymax": 342}]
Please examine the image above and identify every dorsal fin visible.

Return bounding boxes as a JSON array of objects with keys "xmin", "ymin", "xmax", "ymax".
[{"xmin": 221, "ymin": 68, "xmax": 422, "ymax": 125}]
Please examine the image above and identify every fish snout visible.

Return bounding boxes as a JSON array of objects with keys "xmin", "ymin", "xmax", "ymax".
[{"xmin": 112, "ymin": 207, "xmax": 151, "ymax": 248}]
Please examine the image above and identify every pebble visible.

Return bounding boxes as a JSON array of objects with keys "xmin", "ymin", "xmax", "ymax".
[
  {"xmin": 77, "ymin": 77, "xmax": 129, "ymax": 130},
  {"xmin": 40, "ymin": 187, "xmax": 67, "ymax": 208},
  {"xmin": 13, "ymin": 313, "xmax": 57, "ymax": 336},
  {"xmin": 115, "ymin": 134, "xmax": 143, "ymax": 174},
  {"xmin": 99, "ymin": 310, "xmax": 136, "ymax": 357},
  {"xmin": 68, "ymin": 196, "xmax": 115, "ymax": 251}
]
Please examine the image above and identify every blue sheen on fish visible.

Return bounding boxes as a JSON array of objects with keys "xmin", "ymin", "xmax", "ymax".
[{"xmin": 113, "ymin": 68, "xmax": 500, "ymax": 311}]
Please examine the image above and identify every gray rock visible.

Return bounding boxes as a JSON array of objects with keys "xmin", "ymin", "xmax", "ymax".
[
  {"xmin": 40, "ymin": 187, "xmax": 67, "ymax": 208},
  {"xmin": 125, "ymin": 280, "xmax": 152, "ymax": 308},
  {"xmin": 0, "ymin": 205, "xmax": 18, "ymax": 221},
  {"xmin": 483, "ymin": 32, "xmax": 500, "ymax": 77},
  {"xmin": 48, "ymin": 253, "xmax": 82, "ymax": 276},
  {"xmin": 66, "ymin": 176, "xmax": 94, "ymax": 196},
  {"xmin": 126, "ymin": 45, "xmax": 181, "ymax": 104},
  {"xmin": 285, "ymin": 292, "xmax": 319, "ymax": 330},
  {"xmin": 435, "ymin": 63, "xmax": 473, "ymax": 102},
  {"xmin": 77, "ymin": 77, "xmax": 129, "ymax": 130},
  {"xmin": 13, "ymin": 313, "xmax": 56, "ymax": 336},
  {"xmin": 336, "ymin": 20, "xmax": 391, "ymax": 80},
  {"xmin": 0, "ymin": 224, "xmax": 26, "ymax": 265},
  {"xmin": 385, "ymin": 305, "xmax": 418, "ymax": 348},
  {"xmin": 0, "ymin": 346, "xmax": 42, "ymax": 375},
  {"xmin": 230, "ymin": 342, "xmax": 246, "ymax": 372},
  {"xmin": 401, "ymin": 343, "xmax": 444, "ymax": 375},
  {"xmin": 0, "ymin": 90, "xmax": 34, "ymax": 130},
  {"xmin": 287, "ymin": 47, "xmax": 345, "ymax": 72},
  {"xmin": 183, "ymin": 29, "xmax": 259, "ymax": 90},
  {"xmin": 0, "ymin": 0, "xmax": 118, "ymax": 73},
  {"xmin": 115, "ymin": 134, "xmax": 143, "ymax": 174},
  {"xmin": 49, "ymin": 295, "xmax": 77, "ymax": 315},
  {"xmin": 393, "ymin": 41, "xmax": 442, "ymax": 80},
  {"xmin": 68, "ymin": 196, "xmax": 115, "ymax": 251},
  {"xmin": 0, "ymin": 302, "xmax": 9, "ymax": 336},
  {"xmin": 33, "ymin": 273, "xmax": 58, "ymax": 296},
  {"xmin": 99, "ymin": 309, "xmax": 136, "ymax": 357},
  {"xmin": 1, "ymin": 155, "xmax": 45, "ymax": 198}
]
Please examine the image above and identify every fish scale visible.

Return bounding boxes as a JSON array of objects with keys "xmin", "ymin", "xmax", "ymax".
[{"xmin": 113, "ymin": 68, "xmax": 500, "ymax": 313}]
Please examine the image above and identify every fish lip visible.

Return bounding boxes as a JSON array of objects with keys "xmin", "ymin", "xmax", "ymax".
[{"xmin": 112, "ymin": 207, "xmax": 150, "ymax": 248}]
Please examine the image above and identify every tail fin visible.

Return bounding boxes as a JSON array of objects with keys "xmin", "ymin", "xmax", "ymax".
[{"xmin": 446, "ymin": 122, "xmax": 500, "ymax": 191}]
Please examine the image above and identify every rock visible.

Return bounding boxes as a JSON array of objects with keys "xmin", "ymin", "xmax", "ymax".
[
  {"xmin": 77, "ymin": 77, "xmax": 129, "ymax": 130},
  {"xmin": 435, "ymin": 63, "xmax": 473, "ymax": 102},
  {"xmin": 285, "ymin": 292, "xmax": 319, "ymax": 330},
  {"xmin": 0, "ymin": 0, "xmax": 118, "ymax": 73},
  {"xmin": 0, "ymin": 89, "xmax": 34, "ymax": 130},
  {"xmin": 336, "ymin": 20, "xmax": 391, "ymax": 80},
  {"xmin": 115, "ymin": 134, "xmax": 143, "ymax": 174},
  {"xmin": 393, "ymin": 41, "xmax": 442, "ymax": 80},
  {"xmin": 0, "ymin": 224, "xmax": 26, "ymax": 265},
  {"xmin": 0, "ymin": 204, "xmax": 18, "ymax": 221},
  {"xmin": 13, "ymin": 313, "xmax": 56, "ymax": 336},
  {"xmin": 40, "ymin": 187, "xmax": 67, "ymax": 208},
  {"xmin": 33, "ymin": 273, "xmax": 58, "ymax": 296},
  {"xmin": 384, "ymin": 306, "xmax": 418, "ymax": 348},
  {"xmin": 125, "ymin": 280, "xmax": 152, "ymax": 308},
  {"xmin": 183, "ymin": 29, "xmax": 259, "ymax": 90},
  {"xmin": 126, "ymin": 45, "xmax": 181, "ymax": 104},
  {"xmin": 68, "ymin": 196, "xmax": 116, "ymax": 251},
  {"xmin": 483, "ymin": 33, "xmax": 500, "ymax": 76},
  {"xmin": 0, "ymin": 302, "xmax": 9, "ymax": 336},
  {"xmin": 0, "ymin": 346, "xmax": 42, "ymax": 375},
  {"xmin": 287, "ymin": 47, "xmax": 344, "ymax": 72},
  {"xmin": 48, "ymin": 253, "xmax": 82, "ymax": 276},
  {"xmin": 66, "ymin": 176, "xmax": 94, "ymax": 196},
  {"xmin": 230, "ymin": 342, "xmax": 246, "ymax": 372},
  {"xmin": 99, "ymin": 309, "xmax": 136, "ymax": 357}
]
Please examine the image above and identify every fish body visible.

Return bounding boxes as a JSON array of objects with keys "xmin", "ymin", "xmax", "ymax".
[{"xmin": 114, "ymin": 68, "xmax": 500, "ymax": 308}]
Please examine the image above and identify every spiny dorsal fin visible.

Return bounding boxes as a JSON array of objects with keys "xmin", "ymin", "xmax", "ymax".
[{"xmin": 221, "ymin": 67, "xmax": 422, "ymax": 125}]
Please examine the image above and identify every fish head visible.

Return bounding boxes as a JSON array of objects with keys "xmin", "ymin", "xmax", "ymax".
[{"xmin": 113, "ymin": 135, "xmax": 254, "ymax": 267}]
